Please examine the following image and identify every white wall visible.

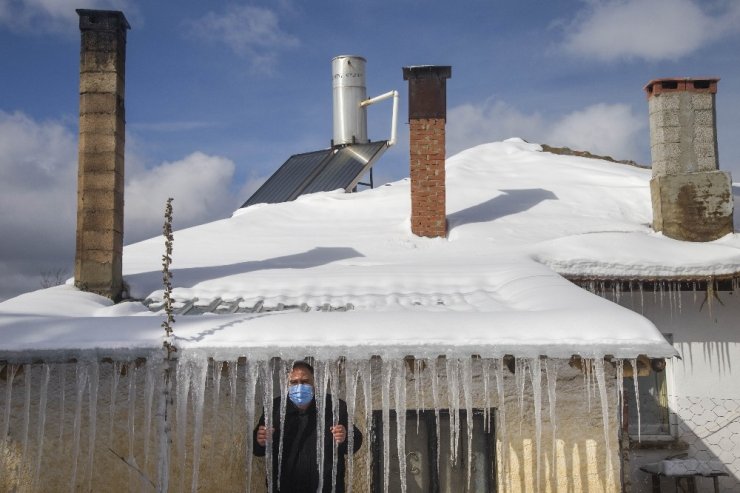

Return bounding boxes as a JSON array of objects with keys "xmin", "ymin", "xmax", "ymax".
[{"xmin": 609, "ymin": 287, "xmax": 740, "ymax": 492}]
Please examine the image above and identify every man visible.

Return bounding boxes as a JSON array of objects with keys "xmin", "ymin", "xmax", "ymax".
[{"xmin": 253, "ymin": 361, "xmax": 363, "ymax": 492}]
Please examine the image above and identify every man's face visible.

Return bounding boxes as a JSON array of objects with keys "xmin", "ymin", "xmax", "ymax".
[{"xmin": 289, "ymin": 367, "xmax": 314, "ymax": 388}]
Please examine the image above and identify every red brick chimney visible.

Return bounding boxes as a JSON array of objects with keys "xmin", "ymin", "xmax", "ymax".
[{"xmin": 403, "ymin": 65, "xmax": 452, "ymax": 238}]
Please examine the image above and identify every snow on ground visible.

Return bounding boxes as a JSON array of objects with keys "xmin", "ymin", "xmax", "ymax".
[{"xmin": 2, "ymin": 138, "xmax": 738, "ymax": 359}]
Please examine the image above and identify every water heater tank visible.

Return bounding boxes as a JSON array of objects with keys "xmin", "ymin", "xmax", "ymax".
[{"xmin": 332, "ymin": 55, "xmax": 368, "ymax": 146}]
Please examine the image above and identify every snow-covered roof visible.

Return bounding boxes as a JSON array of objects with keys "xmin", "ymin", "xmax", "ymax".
[{"xmin": 3, "ymin": 139, "xmax": 738, "ymax": 360}]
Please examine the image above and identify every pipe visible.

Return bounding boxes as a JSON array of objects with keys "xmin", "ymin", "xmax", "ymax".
[{"xmin": 361, "ymin": 90, "xmax": 399, "ymax": 147}]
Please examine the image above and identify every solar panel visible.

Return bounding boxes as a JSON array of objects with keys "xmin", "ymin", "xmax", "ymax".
[
  {"xmin": 241, "ymin": 149, "xmax": 332, "ymax": 207},
  {"xmin": 241, "ymin": 141, "xmax": 388, "ymax": 208},
  {"xmin": 302, "ymin": 141, "xmax": 388, "ymax": 194}
]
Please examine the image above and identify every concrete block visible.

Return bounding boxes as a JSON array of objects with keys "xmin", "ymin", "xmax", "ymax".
[
  {"xmin": 651, "ymin": 143, "xmax": 682, "ymax": 175},
  {"xmin": 79, "ymin": 72, "xmax": 124, "ymax": 95},
  {"xmin": 649, "ymin": 94, "xmax": 681, "ymax": 111},
  {"xmin": 650, "ymin": 109, "xmax": 680, "ymax": 128},
  {"xmin": 79, "ymin": 151, "xmax": 122, "ymax": 173},
  {"xmin": 694, "ymin": 142, "xmax": 716, "ymax": 160},
  {"xmin": 691, "ymin": 93, "xmax": 715, "ymax": 110},
  {"xmin": 652, "ymin": 126, "xmax": 681, "ymax": 144},
  {"xmin": 78, "ymin": 170, "xmax": 124, "ymax": 193},
  {"xmin": 78, "ymin": 132, "xmax": 117, "ymax": 153},
  {"xmin": 694, "ymin": 109, "xmax": 714, "ymax": 126},
  {"xmin": 79, "ymin": 93, "xmax": 119, "ymax": 114},
  {"xmin": 650, "ymin": 171, "xmax": 734, "ymax": 241},
  {"xmin": 78, "ymin": 208, "xmax": 123, "ymax": 233},
  {"xmin": 78, "ymin": 188, "xmax": 123, "ymax": 212},
  {"xmin": 693, "ymin": 125, "xmax": 716, "ymax": 144},
  {"xmin": 80, "ymin": 49, "xmax": 119, "ymax": 73},
  {"xmin": 79, "ymin": 113, "xmax": 121, "ymax": 135}
]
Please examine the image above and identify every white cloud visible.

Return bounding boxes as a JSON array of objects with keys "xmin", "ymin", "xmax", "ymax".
[
  {"xmin": 447, "ymin": 100, "xmax": 545, "ymax": 156},
  {"xmin": 0, "ymin": 0, "xmax": 133, "ymax": 33},
  {"xmin": 124, "ymin": 152, "xmax": 240, "ymax": 243},
  {"xmin": 561, "ymin": 0, "xmax": 740, "ymax": 61},
  {"xmin": 188, "ymin": 5, "xmax": 299, "ymax": 73},
  {"xmin": 0, "ymin": 110, "xmax": 77, "ymax": 300},
  {"xmin": 0, "ymin": 110, "xmax": 250, "ymax": 301},
  {"xmin": 448, "ymin": 99, "xmax": 646, "ymax": 162},
  {"xmin": 545, "ymin": 103, "xmax": 646, "ymax": 159}
]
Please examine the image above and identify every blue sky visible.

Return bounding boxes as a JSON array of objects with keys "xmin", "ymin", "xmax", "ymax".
[{"xmin": 1, "ymin": 0, "xmax": 740, "ymax": 301}]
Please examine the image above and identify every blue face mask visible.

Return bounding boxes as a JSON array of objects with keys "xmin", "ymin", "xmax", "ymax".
[{"xmin": 288, "ymin": 383, "xmax": 314, "ymax": 407}]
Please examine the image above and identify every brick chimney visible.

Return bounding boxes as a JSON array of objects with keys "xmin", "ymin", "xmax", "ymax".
[
  {"xmin": 74, "ymin": 10, "xmax": 130, "ymax": 299},
  {"xmin": 645, "ymin": 77, "xmax": 734, "ymax": 241},
  {"xmin": 403, "ymin": 65, "xmax": 452, "ymax": 238}
]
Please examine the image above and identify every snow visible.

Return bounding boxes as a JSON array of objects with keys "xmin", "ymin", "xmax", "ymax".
[{"xmin": 3, "ymin": 138, "xmax": 738, "ymax": 360}]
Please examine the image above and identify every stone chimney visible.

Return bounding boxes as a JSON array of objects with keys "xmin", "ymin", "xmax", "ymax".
[
  {"xmin": 74, "ymin": 10, "xmax": 130, "ymax": 299},
  {"xmin": 403, "ymin": 65, "xmax": 452, "ymax": 238},
  {"xmin": 645, "ymin": 77, "xmax": 734, "ymax": 241}
]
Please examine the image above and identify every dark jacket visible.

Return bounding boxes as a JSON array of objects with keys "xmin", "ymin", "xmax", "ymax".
[{"xmin": 253, "ymin": 394, "xmax": 363, "ymax": 493}]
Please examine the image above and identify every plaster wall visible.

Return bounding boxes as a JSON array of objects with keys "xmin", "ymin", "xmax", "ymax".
[{"xmin": 607, "ymin": 288, "xmax": 740, "ymax": 492}]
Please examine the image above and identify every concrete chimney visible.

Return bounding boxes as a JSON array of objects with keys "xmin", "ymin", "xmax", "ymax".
[
  {"xmin": 403, "ymin": 65, "xmax": 452, "ymax": 238},
  {"xmin": 645, "ymin": 77, "xmax": 734, "ymax": 241},
  {"xmin": 74, "ymin": 10, "xmax": 130, "ymax": 299}
]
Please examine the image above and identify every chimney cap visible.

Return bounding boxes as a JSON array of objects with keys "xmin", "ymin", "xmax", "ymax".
[
  {"xmin": 403, "ymin": 65, "xmax": 452, "ymax": 80},
  {"xmin": 76, "ymin": 9, "xmax": 131, "ymax": 32},
  {"xmin": 644, "ymin": 77, "xmax": 719, "ymax": 98}
]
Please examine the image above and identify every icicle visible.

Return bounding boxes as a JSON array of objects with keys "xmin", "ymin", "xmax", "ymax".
[
  {"xmin": 414, "ymin": 357, "xmax": 422, "ymax": 434},
  {"xmin": 86, "ymin": 361, "xmax": 99, "ymax": 492},
  {"xmin": 693, "ymin": 281, "xmax": 697, "ymax": 304},
  {"xmin": 515, "ymin": 357, "xmax": 527, "ymax": 436},
  {"xmin": 156, "ymin": 356, "xmax": 174, "ymax": 493},
  {"xmin": 639, "ymin": 282, "xmax": 645, "ymax": 314},
  {"xmin": 277, "ymin": 359, "xmax": 291, "ymax": 492},
  {"xmin": 381, "ymin": 358, "xmax": 392, "ymax": 493},
  {"xmin": 142, "ymin": 359, "xmax": 157, "ymax": 475},
  {"xmin": 495, "ymin": 358, "xmax": 509, "ymax": 492},
  {"xmin": 461, "ymin": 357, "xmax": 474, "ymax": 492},
  {"xmin": 32, "ymin": 364, "xmax": 50, "ymax": 489},
  {"xmin": 431, "ymin": 357, "xmax": 442, "ymax": 478},
  {"xmin": 21, "ymin": 364, "xmax": 31, "ymax": 461},
  {"xmin": 209, "ymin": 360, "xmax": 222, "ymax": 470},
  {"xmin": 260, "ymin": 359, "xmax": 276, "ymax": 493},
  {"xmin": 244, "ymin": 359, "xmax": 259, "ymax": 493},
  {"xmin": 176, "ymin": 358, "xmax": 193, "ymax": 493},
  {"xmin": 360, "ymin": 359, "xmax": 373, "ymax": 493},
  {"xmin": 70, "ymin": 363, "xmax": 89, "ymax": 493},
  {"xmin": 677, "ymin": 283, "xmax": 682, "ymax": 315},
  {"xmin": 594, "ymin": 359, "xmax": 613, "ymax": 484},
  {"xmin": 345, "ymin": 360, "xmax": 358, "ymax": 490},
  {"xmin": 329, "ymin": 360, "xmax": 341, "ymax": 493},
  {"xmin": 109, "ymin": 360, "xmax": 122, "ymax": 444},
  {"xmin": 544, "ymin": 359, "xmax": 559, "ymax": 473},
  {"xmin": 127, "ymin": 363, "xmax": 138, "ymax": 490},
  {"xmin": 616, "ymin": 359, "xmax": 625, "ymax": 441},
  {"xmin": 631, "ymin": 359, "xmax": 641, "ymax": 442},
  {"xmin": 583, "ymin": 359, "xmax": 592, "ymax": 412},
  {"xmin": 446, "ymin": 358, "xmax": 461, "ymax": 466},
  {"xmin": 227, "ymin": 359, "xmax": 239, "ymax": 466},
  {"xmin": 58, "ymin": 363, "xmax": 66, "ymax": 446},
  {"xmin": 530, "ymin": 358, "xmax": 542, "ymax": 490},
  {"xmin": 393, "ymin": 359, "xmax": 408, "ymax": 493},
  {"xmin": 482, "ymin": 359, "xmax": 492, "ymax": 433},
  {"xmin": 2, "ymin": 363, "xmax": 17, "ymax": 443},
  {"xmin": 187, "ymin": 356, "xmax": 208, "ymax": 493},
  {"xmin": 313, "ymin": 360, "xmax": 330, "ymax": 493}
]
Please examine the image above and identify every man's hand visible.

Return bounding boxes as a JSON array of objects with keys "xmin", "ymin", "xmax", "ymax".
[
  {"xmin": 330, "ymin": 424, "xmax": 347, "ymax": 444},
  {"xmin": 256, "ymin": 425, "xmax": 273, "ymax": 447}
]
